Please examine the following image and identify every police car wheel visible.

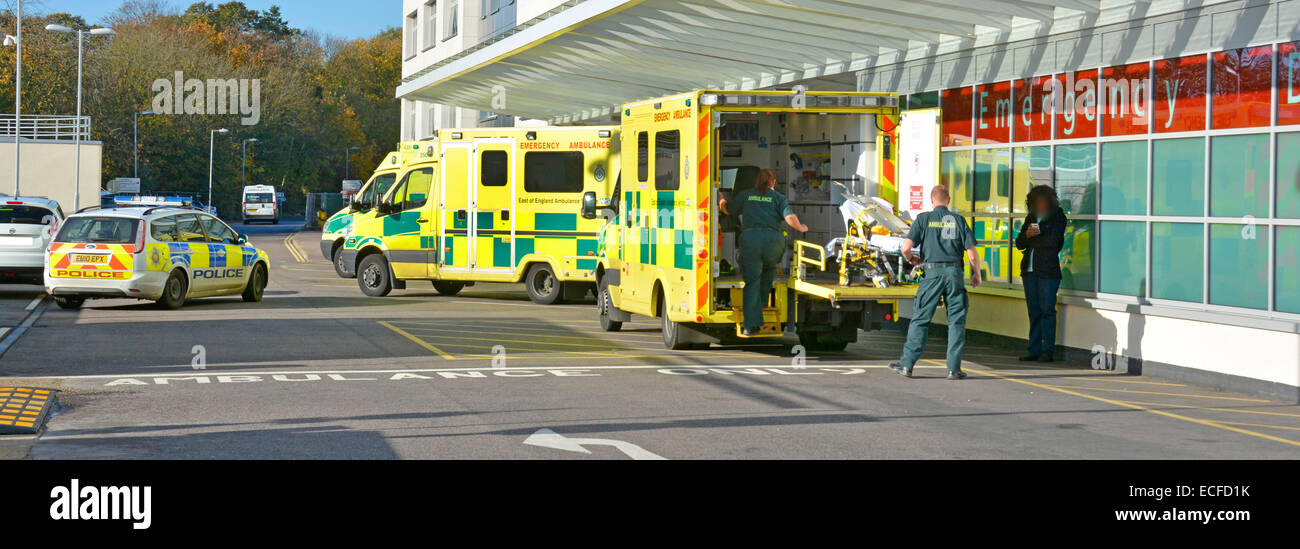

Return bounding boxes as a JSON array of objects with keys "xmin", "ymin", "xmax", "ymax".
[
  {"xmin": 242, "ymin": 263, "xmax": 267, "ymax": 302},
  {"xmin": 358, "ymin": 254, "xmax": 393, "ymax": 297},
  {"xmin": 432, "ymin": 281, "xmax": 465, "ymax": 296},
  {"xmin": 598, "ymin": 279, "xmax": 622, "ymax": 332},
  {"xmin": 332, "ymin": 246, "xmax": 354, "ymax": 279},
  {"xmin": 54, "ymin": 296, "xmax": 85, "ymax": 310},
  {"xmin": 525, "ymin": 264, "xmax": 562, "ymax": 305},
  {"xmin": 158, "ymin": 271, "xmax": 188, "ymax": 310}
]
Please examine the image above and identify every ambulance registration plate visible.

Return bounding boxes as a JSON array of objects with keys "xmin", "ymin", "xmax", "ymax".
[{"xmin": 72, "ymin": 254, "xmax": 109, "ymax": 264}]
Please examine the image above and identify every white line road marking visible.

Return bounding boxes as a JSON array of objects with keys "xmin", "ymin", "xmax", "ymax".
[
  {"xmin": 25, "ymin": 295, "xmax": 45, "ymax": 311},
  {"xmin": 524, "ymin": 428, "xmax": 667, "ymax": 460},
  {"xmin": 0, "ymin": 299, "xmax": 49, "ymax": 358}
]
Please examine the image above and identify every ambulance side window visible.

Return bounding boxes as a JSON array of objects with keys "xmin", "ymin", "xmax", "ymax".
[
  {"xmin": 637, "ymin": 132, "xmax": 648, "ymax": 182},
  {"xmin": 654, "ymin": 130, "xmax": 680, "ymax": 191},
  {"xmin": 524, "ymin": 152, "xmax": 584, "ymax": 193},
  {"xmin": 151, "ymin": 216, "xmax": 179, "ymax": 242},
  {"xmin": 394, "ymin": 168, "xmax": 434, "ymax": 211},
  {"xmin": 481, "ymin": 151, "xmax": 508, "ymax": 187}
]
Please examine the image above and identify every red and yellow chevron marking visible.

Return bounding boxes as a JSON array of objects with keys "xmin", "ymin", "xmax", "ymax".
[
  {"xmin": 877, "ymin": 113, "xmax": 900, "ymax": 208},
  {"xmin": 47, "ymin": 242, "xmax": 135, "ymax": 278}
]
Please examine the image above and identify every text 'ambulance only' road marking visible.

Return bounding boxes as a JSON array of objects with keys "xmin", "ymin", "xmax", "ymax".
[{"xmin": 96, "ymin": 365, "xmax": 882, "ymax": 386}]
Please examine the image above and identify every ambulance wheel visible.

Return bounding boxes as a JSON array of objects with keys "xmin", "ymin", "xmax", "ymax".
[
  {"xmin": 597, "ymin": 279, "xmax": 622, "ymax": 332},
  {"xmin": 54, "ymin": 296, "xmax": 85, "ymax": 310},
  {"xmin": 242, "ymin": 263, "xmax": 267, "ymax": 302},
  {"xmin": 358, "ymin": 254, "xmax": 393, "ymax": 297},
  {"xmin": 332, "ymin": 245, "xmax": 354, "ymax": 278},
  {"xmin": 525, "ymin": 264, "xmax": 562, "ymax": 305},
  {"xmin": 432, "ymin": 281, "xmax": 465, "ymax": 296},
  {"xmin": 158, "ymin": 271, "xmax": 188, "ymax": 310}
]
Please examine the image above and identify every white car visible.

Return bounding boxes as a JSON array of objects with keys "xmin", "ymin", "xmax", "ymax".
[
  {"xmin": 0, "ymin": 196, "xmax": 64, "ymax": 285},
  {"xmin": 44, "ymin": 206, "xmax": 270, "ymax": 310}
]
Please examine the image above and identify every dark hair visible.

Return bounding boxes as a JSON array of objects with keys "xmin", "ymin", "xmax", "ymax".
[
  {"xmin": 755, "ymin": 169, "xmax": 777, "ymax": 193},
  {"xmin": 1026, "ymin": 184, "xmax": 1059, "ymax": 212}
]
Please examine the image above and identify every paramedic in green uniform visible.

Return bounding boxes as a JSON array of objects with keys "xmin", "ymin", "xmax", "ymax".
[
  {"xmin": 889, "ymin": 185, "xmax": 983, "ymax": 380},
  {"xmin": 719, "ymin": 169, "xmax": 809, "ymax": 336}
]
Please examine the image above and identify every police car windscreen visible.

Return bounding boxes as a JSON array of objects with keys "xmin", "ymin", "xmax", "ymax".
[
  {"xmin": 245, "ymin": 193, "xmax": 274, "ymax": 203},
  {"xmin": 0, "ymin": 206, "xmax": 54, "ymax": 225},
  {"xmin": 56, "ymin": 217, "xmax": 140, "ymax": 244}
]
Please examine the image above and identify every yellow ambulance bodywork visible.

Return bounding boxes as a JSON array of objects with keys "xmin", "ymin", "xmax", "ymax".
[
  {"xmin": 595, "ymin": 89, "xmax": 917, "ymax": 349},
  {"xmin": 342, "ymin": 127, "xmax": 619, "ymax": 304}
]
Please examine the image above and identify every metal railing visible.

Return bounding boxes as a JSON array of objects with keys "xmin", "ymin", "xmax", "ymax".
[{"xmin": 0, "ymin": 114, "xmax": 92, "ymax": 140}]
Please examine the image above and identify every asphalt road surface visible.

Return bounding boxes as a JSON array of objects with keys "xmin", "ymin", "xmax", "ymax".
[{"xmin": 1, "ymin": 220, "xmax": 1298, "ymax": 459}]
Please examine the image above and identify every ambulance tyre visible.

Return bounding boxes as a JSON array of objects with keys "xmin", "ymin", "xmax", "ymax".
[
  {"xmin": 597, "ymin": 279, "xmax": 622, "ymax": 332},
  {"xmin": 358, "ymin": 254, "xmax": 393, "ymax": 297},
  {"xmin": 54, "ymin": 296, "xmax": 85, "ymax": 310},
  {"xmin": 658, "ymin": 290, "xmax": 704, "ymax": 350},
  {"xmin": 432, "ymin": 281, "xmax": 465, "ymax": 296},
  {"xmin": 332, "ymin": 245, "xmax": 354, "ymax": 278},
  {"xmin": 525, "ymin": 264, "xmax": 562, "ymax": 305},
  {"xmin": 158, "ymin": 270, "xmax": 188, "ymax": 310},
  {"xmin": 242, "ymin": 263, "xmax": 268, "ymax": 302}
]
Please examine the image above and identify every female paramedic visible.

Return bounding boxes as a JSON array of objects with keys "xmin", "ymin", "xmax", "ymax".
[{"xmin": 719, "ymin": 169, "xmax": 809, "ymax": 336}]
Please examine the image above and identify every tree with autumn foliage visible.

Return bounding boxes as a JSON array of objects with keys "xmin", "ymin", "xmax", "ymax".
[{"xmin": 0, "ymin": 1, "xmax": 402, "ymax": 217}]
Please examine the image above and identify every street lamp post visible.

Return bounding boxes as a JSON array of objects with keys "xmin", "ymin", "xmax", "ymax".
[
  {"xmin": 209, "ymin": 128, "xmax": 229, "ymax": 213},
  {"xmin": 7, "ymin": 0, "xmax": 21, "ymax": 196},
  {"xmin": 46, "ymin": 24, "xmax": 115, "ymax": 210},
  {"xmin": 345, "ymin": 146, "xmax": 360, "ymax": 180},
  {"xmin": 133, "ymin": 110, "xmax": 154, "ymax": 179},
  {"xmin": 242, "ymin": 138, "xmax": 259, "ymax": 187}
]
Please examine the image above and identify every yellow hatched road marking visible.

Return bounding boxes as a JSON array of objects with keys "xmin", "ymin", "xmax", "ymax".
[
  {"xmin": 952, "ymin": 362, "xmax": 1300, "ymax": 448},
  {"xmin": 1057, "ymin": 385, "xmax": 1270, "ymax": 403},
  {"xmin": 378, "ymin": 321, "xmax": 453, "ymax": 360},
  {"xmin": 1118, "ymin": 399, "xmax": 1300, "ymax": 419}
]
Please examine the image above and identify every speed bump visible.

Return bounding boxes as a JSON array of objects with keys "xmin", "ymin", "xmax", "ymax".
[{"xmin": 0, "ymin": 387, "xmax": 55, "ymax": 435}]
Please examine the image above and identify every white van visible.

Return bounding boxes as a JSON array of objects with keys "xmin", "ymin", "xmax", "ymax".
[{"xmin": 241, "ymin": 185, "xmax": 279, "ymax": 225}]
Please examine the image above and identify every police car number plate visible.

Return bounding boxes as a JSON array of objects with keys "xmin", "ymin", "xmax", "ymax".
[{"xmin": 73, "ymin": 254, "xmax": 109, "ymax": 264}]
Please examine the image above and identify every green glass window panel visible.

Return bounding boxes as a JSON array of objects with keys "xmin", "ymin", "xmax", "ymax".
[
  {"xmin": 1152, "ymin": 222, "xmax": 1204, "ymax": 303},
  {"xmin": 1055, "ymin": 144, "xmax": 1097, "ymax": 215},
  {"xmin": 1061, "ymin": 220, "xmax": 1095, "ymax": 291},
  {"xmin": 1208, "ymin": 223, "xmax": 1269, "ymax": 310},
  {"xmin": 1101, "ymin": 141, "xmax": 1147, "ymax": 215},
  {"xmin": 1013, "ymin": 146, "xmax": 1053, "ymax": 215},
  {"xmin": 1099, "ymin": 221, "xmax": 1146, "ymax": 296},
  {"xmin": 1210, "ymin": 134, "xmax": 1270, "ymax": 218},
  {"xmin": 1275, "ymin": 132, "xmax": 1300, "ymax": 219},
  {"xmin": 908, "ymin": 91, "xmax": 939, "ymax": 109},
  {"xmin": 974, "ymin": 148, "xmax": 1012, "ymax": 213},
  {"xmin": 1278, "ymin": 227, "xmax": 1300, "ymax": 313},
  {"xmin": 941, "ymin": 150, "xmax": 973, "ymax": 213},
  {"xmin": 1153, "ymin": 137, "xmax": 1205, "ymax": 216}
]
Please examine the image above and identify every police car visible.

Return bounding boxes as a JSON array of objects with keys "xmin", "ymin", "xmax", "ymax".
[{"xmin": 44, "ymin": 203, "xmax": 270, "ymax": 310}]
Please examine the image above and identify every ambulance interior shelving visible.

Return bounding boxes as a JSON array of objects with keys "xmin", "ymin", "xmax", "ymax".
[{"xmin": 713, "ymin": 108, "xmax": 881, "ymax": 302}]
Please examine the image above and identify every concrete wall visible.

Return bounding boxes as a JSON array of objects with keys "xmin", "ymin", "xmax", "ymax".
[{"xmin": 0, "ymin": 139, "xmax": 103, "ymax": 212}]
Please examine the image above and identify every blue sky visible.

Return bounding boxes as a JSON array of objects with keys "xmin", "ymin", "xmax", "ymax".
[{"xmin": 29, "ymin": 0, "xmax": 402, "ymax": 39}]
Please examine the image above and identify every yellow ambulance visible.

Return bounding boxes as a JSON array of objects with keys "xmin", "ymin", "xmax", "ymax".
[
  {"xmin": 594, "ymin": 88, "xmax": 920, "ymax": 350},
  {"xmin": 338, "ymin": 126, "xmax": 619, "ymax": 304},
  {"xmin": 320, "ymin": 143, "xmax": 428, "ymax": 277}
]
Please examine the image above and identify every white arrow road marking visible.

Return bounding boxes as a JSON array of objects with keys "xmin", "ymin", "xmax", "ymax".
[{"xmin": 523, "ymin": 428, "xmax": 666, "ymax": 460}]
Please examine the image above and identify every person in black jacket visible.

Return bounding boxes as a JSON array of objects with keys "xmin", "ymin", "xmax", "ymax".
[{"xmin": 1014, "ymin": 185, "xmax": 1067, "ymax": 362}]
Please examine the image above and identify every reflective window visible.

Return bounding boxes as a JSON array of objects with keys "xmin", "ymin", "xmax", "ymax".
[
  {"xmin": 1279, "ymin": 41, "xmax": 1300, "ymax": 125},
  {"xmin": 1099, "ymin": 221, "xmax": 1146, "ymax": 296},
  {"xmin": 1210, "ymin": 134, "xmax": 1270, "ymax": 218},
  {"xmin": 1101, "ymin": 140, "xmax": 1147, "ymax": 215},
  {"xmin": 1060, "ymin": 220, "xmax": 1095, "ymax": 291},
  {"xmin": 975, "ymin": 81, "xmax": 1012, "ymax": 144},
  {"xmin": 1101, "ymin": 62, "xmax": 1152, "ymax": 136},
  {"xmin": 176, "ymin": 215, "xmax": 207, "ymax": 243},
  {"xmin": 1012, "ymin": 146, "xmax": 1052, "ymax": 215},
  {"xmin": 1278, "ymin": 227, "xmax": 1300, "ymax": 313},
  {"xmin": 1152, "ymin": 138, "xmax": 1204, "ymax": 216},
  {"xmin": 654, "ymin": 130, "xmax": 680, "ymax": 191},
  {"xmin": 150, "ymin": 216, "xmax": 178, "ymax": 242},
  {"xmin": 941, "ymin": 150, "xmax": 973, "ymax": 212},
  {"xmin": 1211, "ymin": 45, "xmax": 1273, "ymax": 129},
  {"xmin": 480, "ymin": 151, "xmax": 508, "ymax": 187},
  {"xmin": 1152, "ymin": 222, "xmax": 1203, "ymax": 303},
  {"xmin": 1279, "ymin": 132, "xmax": 1300, "ymax": 219},
  {"xmin": 973, "ymin": 148, "xmax": 1011, "ymax": 213},
  {"xmin": 637, "ymin": 132, "xmax": 649, "ymax": 183},
  {"xmin": 524, "ymin": 151, "xmax": 585, "ymax": 193},
  {"xmin": 1153, "ymin": 54, "xmax": 1208, "ymax": 133},
  {"xmin": 1208, "ymin": 223, "xmax": 1269, "ymax": 310},
  {"xmin": 202, "ymin": 216, "xmax": 238, "ymax": 244},
  {"xmin": 1055, "ymin": 70, "xmax": 1100, "ymax": 139},
  {"xmin": 1055, "ymin": 144, "xmax": 1097, "ymax": 215},
  {"xmin": 56, "ymin": 217, "xmax": 139, "ymax": 244},
  {"xmin": 973, "ymin": 217, "xmax": 1012, "ymax": 283},
  {"xmin": 941, "ymin": 86, "xmax": 974, "ymax": 147}
]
